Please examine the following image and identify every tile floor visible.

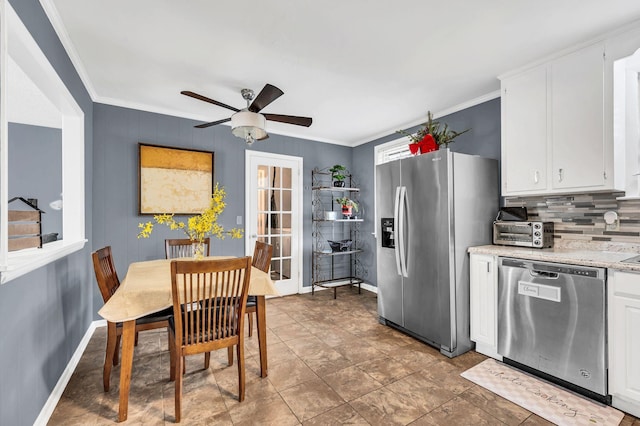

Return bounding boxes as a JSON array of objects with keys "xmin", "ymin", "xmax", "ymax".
[{"xmin": 49, "ymin": 288, "xmax": 640, "ymax": 425}]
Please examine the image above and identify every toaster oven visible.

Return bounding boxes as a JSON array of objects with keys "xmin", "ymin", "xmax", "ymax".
[{"xmin": 493, "ymin": 221, "xmax": 553, "ymax": 248}]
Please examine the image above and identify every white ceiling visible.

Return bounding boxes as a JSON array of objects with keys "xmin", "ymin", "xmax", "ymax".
[{"xmin": 41, "ymin": 0, "xmax": 640, "ymax": 146}]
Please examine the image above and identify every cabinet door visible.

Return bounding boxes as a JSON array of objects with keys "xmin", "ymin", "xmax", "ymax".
[
  {"xmin": 551, "ymin": 43, "xmax": 605, "ymax": 190},
  {"xmin": 470, "ymin": 254, "xmax": 498, "ymax": 352},
  {"xmin": 501, "ymin": 65, "xmax": 548, "ymax": 195},
  {"xmin": 609, "ymin": 270, "xmax": 640, "ymax": 403}
]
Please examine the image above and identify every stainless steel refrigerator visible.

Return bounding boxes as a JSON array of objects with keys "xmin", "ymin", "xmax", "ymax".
[{"xmin": 376, "ymin": 149, "xmax": 498, "ymax": 357}]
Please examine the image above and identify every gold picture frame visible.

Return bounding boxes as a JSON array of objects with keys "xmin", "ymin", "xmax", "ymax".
[{"xmin": 138, "ymin": 143, "xmax": 214, "ymax": 215}]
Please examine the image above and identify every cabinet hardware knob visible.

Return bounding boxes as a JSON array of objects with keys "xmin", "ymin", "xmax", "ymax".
[{"xmin": 558, "ymin": 168, "xmax": 564, "ymax": 182}]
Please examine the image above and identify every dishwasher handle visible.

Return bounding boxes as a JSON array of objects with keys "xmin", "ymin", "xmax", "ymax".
[{"xmin": 529, "ymin": 270, "xmax": 559, "ymax": 279}]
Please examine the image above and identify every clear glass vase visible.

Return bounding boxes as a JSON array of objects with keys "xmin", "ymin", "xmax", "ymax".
[{"xmin": 191, "ymin": 241, "xmax": 205, "ymax": 259}]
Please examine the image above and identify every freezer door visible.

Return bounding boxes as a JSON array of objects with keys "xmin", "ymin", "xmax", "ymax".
[
  {"xmin": 401, "ymin": 152, "xmax": 453, "ymax": 348},
  {"xmin": 376, "ymin": 160, "xmax": 403, "ymax": 325}
]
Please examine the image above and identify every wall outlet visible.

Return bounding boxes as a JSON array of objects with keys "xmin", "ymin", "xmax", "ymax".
[
  {"xmin": 236, "ymin": 216, "xmax": 242, "ymax": 225},
  {"xmin": 604, "ymin": 211, "xmax": 619, "ymax": 231}
]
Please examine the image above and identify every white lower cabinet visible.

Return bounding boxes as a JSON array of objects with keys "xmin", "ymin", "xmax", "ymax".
[
  {"xmin": 469, "ymin": 254, "xmax": 501, "ymax": 360},
  {"xmin": 608, "ymin": 269, "xmax": 640, "ymax": 417}
]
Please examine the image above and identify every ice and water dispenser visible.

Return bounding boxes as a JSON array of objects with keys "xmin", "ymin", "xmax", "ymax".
[{"xmin": 381, "ymin": 218, "xmax": 394, "ymax": 248}]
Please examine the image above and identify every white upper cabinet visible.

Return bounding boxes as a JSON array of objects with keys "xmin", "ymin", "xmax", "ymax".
[
  {"xmin": 551, "ymin": 43, "xmax": 606, "ymax": 190},
  {"xmin": 501, "ymin": 65, "xmax": 548, "ymax": 194},
  {"xmin": 501, "ymin": 41, "xmax": 621, "ymax": 196}
]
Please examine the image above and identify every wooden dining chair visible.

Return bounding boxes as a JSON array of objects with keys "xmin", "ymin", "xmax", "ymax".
[
  {"xmin": 165, "ymin": 238, "xmax": 211, "ymax": 259},
  {"xmin": 166, "ymin": 237, "xmax": 220, "ymax": 372},
  {"xmin": 168, "ymin": 257, "xmax": 252, "ymax": 422},
  {"xmin": 92, "ymin": 246, "xmax": 173, "ymax": 392},
  {"xmin": 246, "ymin": 241, "xmax": 274, "ymax": 337}
]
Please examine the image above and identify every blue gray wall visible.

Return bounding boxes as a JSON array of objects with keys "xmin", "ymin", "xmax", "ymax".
[
  {"xmin": 9, "ymin": 123, "xmax": 63, "ymax": 237},
  {"xmin": 0, "ymin": 1, "xmax": 93, "ymax": 425},
  {"xmin": 353, "ymin": 98, "xmax": 501, "ymax": 289},
  {"xmin": 92, "ymin": 103, "xmax": 352, "ymax": 314}
]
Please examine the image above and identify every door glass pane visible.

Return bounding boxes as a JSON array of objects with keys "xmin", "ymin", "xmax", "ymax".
[
  {"xmin": 282, "ymin": 213, "xmax": 291, "ymax": 229},
  {"xmin": 257, "ymin": 189, "xmax": 269, "ymax": 236},
  {"xmin": 282, "ymin": 259, "xmax": 291, "ymax": 280},
  {"xmin": 282, "ymin": 168, "xmax": 292, "ymax": 189},
  {"xmin": 282, "ymin": 189, "xmax": 291, "ymax": 211},
  {"xmin": 268, "ymin": 166, "xmax": 280, "ymax": 189},
  {"xmin": 270, "ymin": 189, "xmax": 281, "ymax": 211},
  {"xmin": 272, "ymin": 236, "xmax": 282, "ymax": 257},
  {"xmin": 270, "ymin": 259, "xmax": 281, "ymax": 280},
  {"xmin": 281, "ymin": 234, "xmax": 291, "ymax": 257},
  {"xmin": 257, "ymin": 165, "xmax": 269, "ymax": 188}
]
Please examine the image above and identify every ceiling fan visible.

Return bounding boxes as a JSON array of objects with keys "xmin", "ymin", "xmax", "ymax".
[{"xmin": 181, "ymin": 84, "xmax": 312, "ymax": 145}]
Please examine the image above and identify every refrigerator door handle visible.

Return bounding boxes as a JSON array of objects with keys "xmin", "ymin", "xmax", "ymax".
[
  {"xmin": 399, "ymin": 186, "xmax": 409, "ymax": 278},
  {"xmin": 393, "ymin": 186, "xmax": 402, "ymax": 276}
]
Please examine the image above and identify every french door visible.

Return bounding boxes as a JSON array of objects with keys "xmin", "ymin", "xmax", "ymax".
[{"xmin": 245, "ymin": 151, "xmax": 302, "ymax": 295}]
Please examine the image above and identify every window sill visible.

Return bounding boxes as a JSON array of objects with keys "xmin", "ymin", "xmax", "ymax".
[{"xmin": 0, "ymin": 239, "xmax": 87, "ymax": 284}]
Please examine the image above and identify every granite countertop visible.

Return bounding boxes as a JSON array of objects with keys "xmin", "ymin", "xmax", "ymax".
[{"xmin": 468, "ymin": 245, "xmax": 640, "ymax": 272}]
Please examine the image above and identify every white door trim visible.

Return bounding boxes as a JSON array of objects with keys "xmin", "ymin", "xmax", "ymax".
[{"xmin": 245, "ymin": 150, "xmax": 303, "ymax": 295}]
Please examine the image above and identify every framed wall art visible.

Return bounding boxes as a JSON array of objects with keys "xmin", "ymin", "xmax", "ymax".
[{"xmin": 138, "ymin": 143, "xmax": 214, "ymax": 214}]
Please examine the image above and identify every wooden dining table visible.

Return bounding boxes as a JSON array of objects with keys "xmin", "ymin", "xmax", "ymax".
[{"xmin": 98, "ymin": 256, "xmax": 279, "ymax": 422}]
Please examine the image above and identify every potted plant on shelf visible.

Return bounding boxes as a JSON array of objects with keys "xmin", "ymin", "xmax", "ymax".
[
  {"xmin": 397, "ymin": 111, "xmax": 470, "ymax": 155},
  {"xmin": 335, "ymin": 196, "xmax": 358, "ymax": 218},
  {"xmin": 329, "ymin": 164, "xmax": 347, "ymax": 187}
]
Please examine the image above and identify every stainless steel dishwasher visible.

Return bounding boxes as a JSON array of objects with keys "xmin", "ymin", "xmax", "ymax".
[{"xmin": 498, "ymin": 257, "xmax": 608, "ymax": 401}]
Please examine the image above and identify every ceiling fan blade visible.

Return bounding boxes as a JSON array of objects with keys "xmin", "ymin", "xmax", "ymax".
[
  {"xmin": 248, "ymin": 84, "xmax": 284, "ymax": 113},
  {"xmin": 264, "ymin": 114, "xmax": 312, "ymax": 127},
  {"xmin": 257, "ymin": 134, "xmax": 270, "ymax": 141},
  {"xmin": 181, "ymin": 90, "xmax": 240, "ymax": 112},
  {"xmin": 194, "ymin": 117, "xmax": 231, "ymax": 129}
]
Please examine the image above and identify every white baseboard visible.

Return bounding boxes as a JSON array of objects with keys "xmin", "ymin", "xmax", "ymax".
[
  {"xmin": 34, "ymin": 319, "xmax": 105, "ymax": 426},
  {"xmin": 300, "ymin": 282, "xmax": 377, "ymax": 294}
]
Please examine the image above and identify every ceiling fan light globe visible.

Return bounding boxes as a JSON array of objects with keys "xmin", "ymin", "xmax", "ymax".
[{"xmin": 231, "ymin": 111, "xmax": 267, "ymax": 143}]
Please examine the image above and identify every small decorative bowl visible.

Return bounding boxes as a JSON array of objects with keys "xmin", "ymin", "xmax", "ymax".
[{"xmin": 327, "ymin": 239, "xmax": 353, "ymax": 252}]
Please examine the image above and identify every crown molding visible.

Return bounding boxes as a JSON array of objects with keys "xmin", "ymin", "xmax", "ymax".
[
  {"xmin": 352, "ymin": 89, "xmax": 501, "ymax": 147},
  {"xmin": 39, "ymin": 0, "xmax": 98, "ymax": 100}
]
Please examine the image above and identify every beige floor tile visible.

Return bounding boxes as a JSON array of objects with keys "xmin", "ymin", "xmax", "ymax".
[
  {"xmin": 271, "ymin": 322, "xmax": 312, "ymax": 342},
  {"xmin": 333, "ymin": 340, "xmax": 387, "ymax": 365},
  {"xmin": 420, "ymin": 359, "xmax": 475, "ymax": 395},
  {"xmin": 227, "ymin": 393, "xmax": 300, "ymax": 426},
  {"xmin": 385, "ymin": 370, "xmax": 457, "ymax": 413},
  {"xmin": 267, "ymin": 357, "xmax": 319, "ymax": 391},
  {"xmin": 350, "ymin": 385, "xmax": 426, "ymax": 426},
  {"xmin": 303, "ymin": 403, "xmax": 370, "ymax": 425},
  {"xmin": 323, "ymin": 365, "xmax": 383, "ymax": 402},
  {"xmin": 355, "ymin": 355, "xmax": 415, "ymax": 385},
  {"xmin": 297, "ymin": 346, "xmax": 354, "ymax": 377},
  {"xmin": 279, "ymin": 377, "xmax": 346, "ymax": 422},
  {"xmin": 411, "ymin": 396, "xmax": 505, "ymax": 425}
]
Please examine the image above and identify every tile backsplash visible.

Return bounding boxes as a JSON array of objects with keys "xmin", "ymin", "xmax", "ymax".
[{"xmin": 504, "ymin": 192, "xmax": 640, "ymax": 251}]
